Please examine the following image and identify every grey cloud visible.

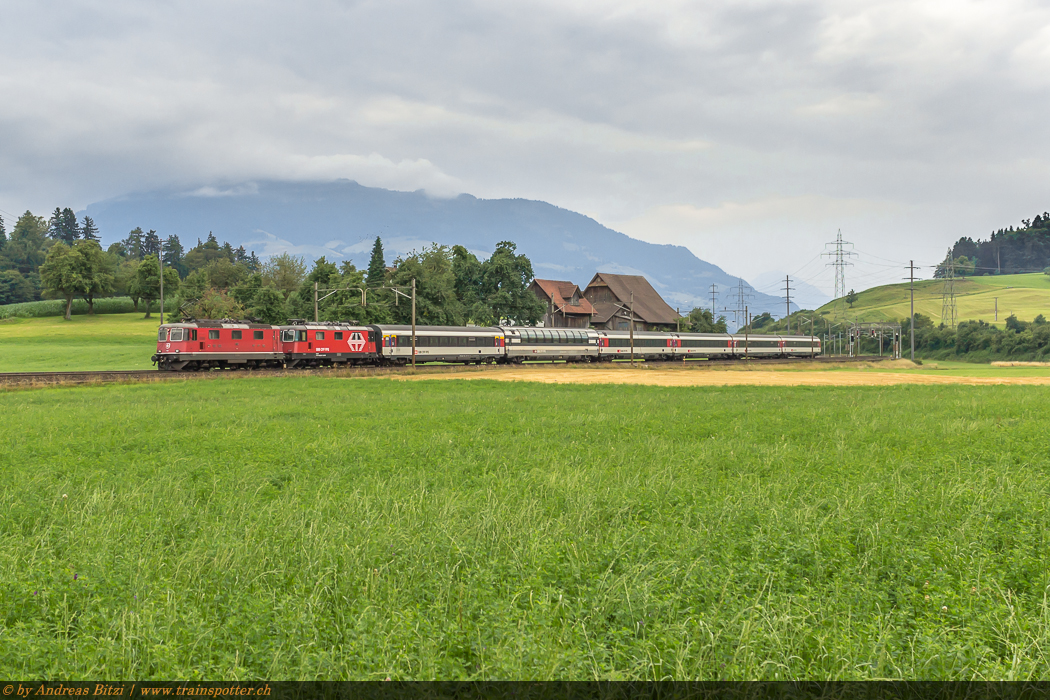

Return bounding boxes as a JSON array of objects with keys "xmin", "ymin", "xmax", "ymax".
[{"xmin": 2, "ymin": 0, "xmax": 1050, "ymax": 292}]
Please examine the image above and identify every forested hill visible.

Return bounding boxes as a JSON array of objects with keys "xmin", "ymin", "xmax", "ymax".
[
  {"xmin": 949, "ymin": 212, "xmax": 1050, "ymax": 275},
  {"xmin": 81, "ymin": 179, "xmax": 787, "ymax": 317}
]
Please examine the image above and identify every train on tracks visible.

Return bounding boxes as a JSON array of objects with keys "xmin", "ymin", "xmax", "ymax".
[{"xmin": 152, "ymin": 318, "xmax": 821, "ymax": 371}]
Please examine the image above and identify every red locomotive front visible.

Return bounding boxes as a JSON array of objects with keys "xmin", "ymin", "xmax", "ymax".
[
  {"xmin": 153, "ymin": 320, "xmax": 283, "ymax": 371},
  {"xmin": 279, "ymin": 321, "xmax": 378, "ymax": 368}
]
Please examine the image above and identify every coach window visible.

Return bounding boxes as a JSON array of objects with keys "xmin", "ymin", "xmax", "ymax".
[
  {"xmin": 254, "ymin": 330, "xmax": 264, "ymax": 340},
  {"xmin": 334, "ymin": 332, "xmax": 343, "ymax": 340},
  {"xmin": 158, "ymin": 329, "xmax": 167, "ymax": 341},
  {"xmin": 208, "ymin": 330, "xmax": 220, "ymax": 340},
  {"xmin": 170, "ymin": 328, "xmax": 184, "ymax": 342},
  {"xmin": 232, "ymin": 331, "xmax": 242, "ymax": 340}
]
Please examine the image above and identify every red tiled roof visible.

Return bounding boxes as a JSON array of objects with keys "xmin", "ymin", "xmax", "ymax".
[{"xmin": 531, "ymin": 279, "xmax": 596, "ymax": 315}]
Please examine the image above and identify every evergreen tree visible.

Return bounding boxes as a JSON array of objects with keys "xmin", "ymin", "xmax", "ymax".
[
  {"xmin": 367, "ymin": 236, "xmax": 386, "ymax": 286},
  {"xmin": 48, "ymin": 208, "xmax": 63, "ymax": 239},
  {"xmin": 142, "ymin": 229, "xmax": 162, "ymax": 257},
  {"xmin": 48, "ymin": 207, "xmax": 80, "ymax": 243},
  {"xmin": 162, "ymin": 234, "xmax": 184, "ymax": 269},
  {"xmin": 80, "ymin": 215, "xmax": 99, "ymax": 242},
  {"xmin": 0, "ymin": 214, "xmax": 6, "ymax": 250},
  {"xmin": 247, "ymin": 251, "xmax": 261, "ymax": 273},
  {"xmin": 123, "ymin": 228, "xmax": 145, "ymax": 259}
]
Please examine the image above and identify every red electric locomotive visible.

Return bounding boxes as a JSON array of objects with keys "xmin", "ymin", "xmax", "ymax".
[
  {"xmin": 278, "ymin": 320, "xmax": 378, "ymax": 368},
  {"xmin": 153, "ymin": 320, "xmax": 284, "ymax": 371}
]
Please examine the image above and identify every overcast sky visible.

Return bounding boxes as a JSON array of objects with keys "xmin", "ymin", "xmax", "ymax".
[{"xmin": 2, "ymin": 0, "xmax": 1049, "ymax": 296}]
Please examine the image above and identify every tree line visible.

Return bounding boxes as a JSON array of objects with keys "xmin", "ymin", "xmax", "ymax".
[
  {"xmin": 943, "ymin": 211, "xmax": 1050, "ymax": 277},
  {"xmin": 174, "ymin": 237, "xmax": 548, "ymax": 327}
]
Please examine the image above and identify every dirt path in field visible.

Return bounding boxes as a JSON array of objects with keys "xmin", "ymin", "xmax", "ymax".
[{"xmin": 392, "ymin": 362, "xmax": 1050, "ymax": 387}]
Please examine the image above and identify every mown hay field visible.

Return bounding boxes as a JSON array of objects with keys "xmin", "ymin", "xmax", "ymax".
[{"xmin": 2, "ymin": 376, "xmax": 1049, "ymax": 679}]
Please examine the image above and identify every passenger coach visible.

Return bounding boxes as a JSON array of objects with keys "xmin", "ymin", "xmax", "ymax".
[
  {"xmin": 503, "ymin": 327, "xmax": 598, "ymax": 362},
  {"xmin": 370, "ymin": 325, "xmax": 505, "ymax": 364}
]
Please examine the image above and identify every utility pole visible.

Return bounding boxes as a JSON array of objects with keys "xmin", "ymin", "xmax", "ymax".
[
  {"xmin": 314, "ymin": 281, "xmax": 319, "ymax": 323},
  {"xmin": 710, "ymin": 284, "xmax": 718, "ymax": 314},
  {"xmin": 995, "ymin": 297, "xmax": 998, "ymax": 322},
  {"xmin": 905, "ymin": 260, "xmax": 917, "ymax": 362},
  {"xmin": 744, "ymin": 305, "xmax": 749, "ymax": 358},
  {"xmin": 158, "ymin": 248, "xmax": 164, "ymax": 327},
  {"xmin": 411, "ymin": 278, "xmax": 416, "ymax": 368},
  {"xmin": 783, "ymin": 275, "xmax": 793, "ymax": 334},
  {"xmin": 629, "ymin": 291, "xmax": 635, "ymax": 366},
  {"xmin": 822, "ymin": 229, "xmax": 856, "ymax": 319},
  {"xmin": 941, "ymin": 248, "xmax": 957, "ymax": 329}
]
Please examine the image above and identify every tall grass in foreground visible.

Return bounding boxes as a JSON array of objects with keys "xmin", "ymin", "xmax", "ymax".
[{"xmin": 1, "ymin": 378, "xmax": 1048, "ymax": 679}]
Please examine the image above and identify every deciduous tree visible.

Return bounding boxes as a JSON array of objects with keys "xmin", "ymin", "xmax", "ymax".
[
  {"xmin": 136, "ymin": 255, "xmax": 180, "ymax": 318},
  {"xmin": 261, "ymin": 253, "xmax": 307, "ymax": 298},
  {"xmin": 249, "ymin": 284, "xmax": 287, "ymax": 324},
  {"xmin": 478, "ymin": 241, "xmax": 543, "ymax": 326},
  {"xmin": 40, "ymin": 242, "xmax": 88, "ymax": 320},
  {"xmin": 77, "ymin": 241, "xmax": 115, "ymax": 314}
]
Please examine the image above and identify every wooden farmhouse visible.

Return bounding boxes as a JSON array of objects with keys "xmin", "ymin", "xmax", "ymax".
[
  {"xmin": 582, "ymin": 272, "xmax": 680, "ymax": 332},
  {"xmin": 528, "ymin": 279, "xmax": 596, "ymax": 328}
]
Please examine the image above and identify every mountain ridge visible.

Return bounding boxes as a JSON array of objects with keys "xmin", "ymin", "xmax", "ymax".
[{"xmin": 82, "ymin": 179, "xmax": 789, "ymax": 322}]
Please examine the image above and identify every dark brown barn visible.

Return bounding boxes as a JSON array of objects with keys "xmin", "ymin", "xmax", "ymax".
[
  {"xmin": 529, "ymin": 279, "xmax": 596, "ymax": 328},
  {"xmin": 583, "ymin": 272, "xmax": 680, "ymax": 331}
]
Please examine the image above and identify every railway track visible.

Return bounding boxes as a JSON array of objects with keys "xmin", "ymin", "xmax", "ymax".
[{"xmin": 0, "ymin": 355, "xmax": 892, "ymax": 388}]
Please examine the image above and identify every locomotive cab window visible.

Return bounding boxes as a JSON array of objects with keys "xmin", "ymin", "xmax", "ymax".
[
  {"xmin": 208, "ymin": 330, "xmax": 220, "ymax": 340},
  {"xmin": 254, "ymin": 330, "xmax": 264, "ymax": 340},
  {"xmin": 190, "ymin": 329, "xmax": 198, "ymax": 341},
  {"xmin": 158, "ymin": 329, "xmax": 167, "ymax": 341},
  {"xmin": 170, "ymin": 328, "xmax": 184, "ymax": 342},
  {"xmin": 296, "ymin": 331, "xmax": 307, "ymax": 342},
  {"xmin": 231, "ymin": 331, "xmax": 242, "ymax": 340},
  {"xmin": 281, "ymin": 330, "xmax": 295, "ymax": 342}
]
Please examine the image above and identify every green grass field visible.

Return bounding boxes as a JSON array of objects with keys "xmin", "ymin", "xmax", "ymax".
[
  {"xmin": 0, "ymin": 313, "xmax": 160, "ymax": 371},
  {"xmin": 818, "ymin": 273, "xmax": 1050, "ymax": 326},
  {"xmin": 2, "ymin": 377, "xmax": 1049, "ymax": 679}
]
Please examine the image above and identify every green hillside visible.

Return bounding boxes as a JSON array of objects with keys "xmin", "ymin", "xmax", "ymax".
[{"xmin": 818, "ymin": 273, "xmax": 1050, "ymax": 326}]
